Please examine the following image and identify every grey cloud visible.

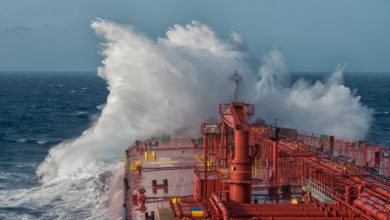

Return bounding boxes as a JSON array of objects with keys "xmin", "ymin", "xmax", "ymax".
[
  {"xmin": 0, "ymin": 25, "xmax": 32, "ymax": 32},
  {"xmin": 10, "ymin": 25, "xmax": 31, "ymax": 31}
]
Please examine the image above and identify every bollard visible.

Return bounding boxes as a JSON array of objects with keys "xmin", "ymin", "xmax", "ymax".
[
  {"xmin": 139, "ymin": 188, "xmax": 147, "ymax": 212},
  {"xmin": 131, "ymin": 193, "xmax": 138, "ymax": 205}
]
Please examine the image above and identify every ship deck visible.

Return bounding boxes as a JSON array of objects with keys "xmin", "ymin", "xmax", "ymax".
[
  {"xmin": 124, "ymin": 137, "xmax": 199, "ymax": 220},
  {"xmin": 121, "ymin": 102, "xmax": 389, "ymax": 220}
]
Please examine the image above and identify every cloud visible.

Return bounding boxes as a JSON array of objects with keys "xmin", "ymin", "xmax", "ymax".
[
  {"xmin": 8, "ymin": 25, "xmax": 31, "ymax": 32},
  {"xmin": 0, "ymin": 25, "xmax": 52, "ymax": 32}
]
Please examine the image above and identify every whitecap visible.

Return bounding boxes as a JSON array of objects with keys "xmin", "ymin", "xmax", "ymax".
[
  {"xmin": 37, "ymin": 140, "xmax": 47, "ymax": 145},
  {"xmin": 96, "ymin": 104, "xmax": 105, "ymax": 111},
  {"xmin": 16, "ymin": 139, "xmax": 27, "ymax": 143},
  {"xmin": 75, "ymin": 111, "xmax": 88, "ymax": 116}
]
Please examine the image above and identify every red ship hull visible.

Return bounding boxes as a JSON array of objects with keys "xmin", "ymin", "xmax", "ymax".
[{"xmin": 122, "ymin": 102, "xmax": 389, "ymax": 220}]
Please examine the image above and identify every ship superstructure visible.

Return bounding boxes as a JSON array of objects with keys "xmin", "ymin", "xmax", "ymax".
[{"xmin": 123, "ymin": 102, "xmax": 389, "ymax": 220}]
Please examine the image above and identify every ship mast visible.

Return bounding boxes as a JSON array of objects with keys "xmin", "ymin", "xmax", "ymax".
[{"xmin": 230, "ymin": 70, "xmax": 242, "ymax": 101}]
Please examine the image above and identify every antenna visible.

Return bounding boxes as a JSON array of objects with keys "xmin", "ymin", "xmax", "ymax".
[{"xmin": 230, "ymin": 70, "xmax": 242, "ymax": 101}]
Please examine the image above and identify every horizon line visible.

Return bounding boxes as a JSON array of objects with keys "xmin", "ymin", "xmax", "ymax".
[{"xmin": 1, "ymin": 70, "xmax": 390, "ymax": 74}]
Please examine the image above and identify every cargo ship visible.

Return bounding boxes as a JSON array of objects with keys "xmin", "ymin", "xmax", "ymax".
[{"xmin": 122, "ymin": 101, "xmax": 390, "ymax": 220}]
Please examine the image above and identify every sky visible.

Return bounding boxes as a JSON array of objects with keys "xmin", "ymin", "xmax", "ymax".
[{"xmin": 0, "ymin": 0, "xmax": 389, "ymax": 72}]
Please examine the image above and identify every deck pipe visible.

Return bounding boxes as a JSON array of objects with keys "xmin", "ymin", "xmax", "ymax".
[
  {"xmin": 172, "ymin": 203, "xmax": 205, "ymax": 218},
  {"xmin": 351, "ymin": 176, "xmax": 390, "ymax": 199},
  {"xmin": 211, "ymin": 193, "xmax": 229, "ymax": 220},
  {"xmin": 354, "ymin": 195, "xmax": 388, "ymax": 220},
  {"xmin": 332, "ymin": 196, "xmax": 376, "ymax": 220},
  {"xmin": 229, "ymin": 128, "xmax": 252, "ymax": 203},
  {"xmin": 172, "ymin": 203, "xmax": 183, "ymax": 218}
]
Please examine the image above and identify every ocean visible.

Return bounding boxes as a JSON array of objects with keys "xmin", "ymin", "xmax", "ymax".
[
  {"xmin": 0, "ymin": 71, "xmax": 389, "ymax": 219},
  {"xmin": 0, "ymin": 72, "xmax": 109, "ymax": 219}
]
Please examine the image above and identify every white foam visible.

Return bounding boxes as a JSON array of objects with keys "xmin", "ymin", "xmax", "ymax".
[
  {"xmin": 0, "ymin": 163, "xmax": 119, "ymax": 219},
  {"xmin": 96, "ymin": 104, "xmax": 105, "ymax": 110},
  {"xmin": 17, "ymin": 139, "xmax": 26, "ymax": 143},
  {"xmin": 37, "ymin": 140, "xmax": 47, "ymax": 145}
]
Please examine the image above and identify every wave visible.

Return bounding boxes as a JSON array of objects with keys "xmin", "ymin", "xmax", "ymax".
[
  {"xmin": 75, "ymin": 111, "xmax": 89, "ymax": 119},
  {"xmin": 374, "ymin": 111, "xmax": 389, "ymax": 116},
  {"xmin": 0, "ymin": 163, "xmax": 119, "ymax": 219},
  {"xmin": 13, "ymin": 138, "xmax": 59, "ymax": 145}
]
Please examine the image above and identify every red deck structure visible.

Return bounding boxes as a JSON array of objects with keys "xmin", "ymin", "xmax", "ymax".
[{"xmin": 123, "ymin": 102, "xmax": 389, "ymax": 220}]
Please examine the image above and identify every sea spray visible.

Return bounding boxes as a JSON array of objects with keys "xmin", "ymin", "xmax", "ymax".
[
  {"xmin": 252, "ymin": 53, "xmax": 372, "ymax": 138},
  {"xmin": 37, "ymin": 19, "xmax": 250, "ymax": 183}
]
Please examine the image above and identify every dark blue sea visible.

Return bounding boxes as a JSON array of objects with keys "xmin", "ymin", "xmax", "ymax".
[
  {"xmin": 0, "ymin": 71, "xmax": 389, "ymax": 219},
  {"xmin": 0, "ymin": 72, "xmax": 109, "ymax": 219}
]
